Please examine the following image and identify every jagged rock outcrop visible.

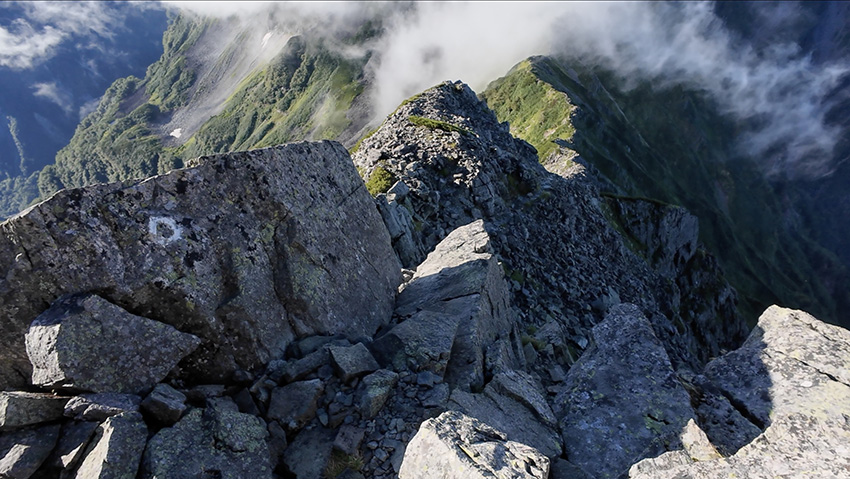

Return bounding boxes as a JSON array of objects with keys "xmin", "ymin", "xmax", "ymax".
[
  {"xmin": 0, "ymin": 141, "xmax": 400, "ymax": 388},
  {"xmin": 398, "ymin": 410, "xmax": 549, "ymax": 479},
  {"xmin": 629, "ymin": 306, "xmax": 850, "ymax": 478}
]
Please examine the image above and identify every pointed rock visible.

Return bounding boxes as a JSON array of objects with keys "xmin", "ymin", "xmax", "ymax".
[
  {"xmin": 73, "ymin": 411, "xmax": 147, "ymax": 479},
  {"xmin": 26, "ymin": 293, "xmax": 200, "ymax": 394},
  {"xmin": 0, "ymin": 423, "xmax": 60, "ymax": 479}
]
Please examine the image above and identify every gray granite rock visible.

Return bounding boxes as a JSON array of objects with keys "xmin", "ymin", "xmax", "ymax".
[
  {"xmin": 282, "ymin": 426, "xmax": 335, "ymax": 479},
  {"xmin": 0, "ymin": 423, "xmax": 60, "ymax": 479},
  {"xmin": 142, "ymin": 402, "xmax": 270, "ymax": 479},
  {"xmin": 73, "ymin": 411, "xmax": 147, "ymax": 479},
  {"xmin": 267, "ymin": 379, "xmax": 324, "ymax": 432},
  {"xmin": 553, "ymin": 303, "xmax": 695, "ymax": 479},
  {"xmin": 26, "ymin": 293, "xmax": 200, "ymax": 394},
  {"xmin": 0, "ymin": 141, "xmax": 401, "ymax": 389},
  {"xmin": 38, "ymin": 420, "xmax": 99, "ymax": 476},
  {"xmin": 357, "ymin": 370, "xmax": 399, "ymax": 419},
  {"xmin": 630, "ymin": 306, "xmax": 850, "ymax": 478},
  {"xmin": 0, "ymin": 391, "xmax": 68, "ymax": 430},
  {"xmin": 399, "ymin": 410, "xmax": 549, "ymax": 479},
  {"xmin": 140, "ymin": 383, "xmax": 186, "ymax": 425},
  {"xmin": 64, "ymin": 393, "xmax": 141, "ymax": 421},
  {"xmin": 328, "ymin": 343, "xmax": 380, "ymax": 383}
]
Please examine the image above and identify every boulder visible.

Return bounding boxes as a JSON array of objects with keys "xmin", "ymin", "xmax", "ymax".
[
  {"xmin": 630, "ymin": 306, "xmax": 850, "ymax": 478},
  {"xmin": 553, "ymin": 303, "xmax": 695, "ymax": 479},
  {"xmin": 373, "ymin": 220, "xmax": 512, "ymax": 390},
  {"xmin": 37, "ymin": 420, "xmax": 100, "ymax": 476},
  {"xmin": 0, "ymin": 423, "xmax": 60, "ymax": 479},
  {"xmin": 357, "ymin": 369, "xmax": 399, "ymax": 419},
  {"xmin": 26, "ymin": 293, "xmax": 200, "ymax": 394},
  {"xmin": 142, "ymin": 400, "xmax": 271, "ymax": 479},
  {"xmin": 267, "ymin": 379, "xmax": 324, "ymax": 431},
  {"xmin": 73, "ymin": 411, "xmax": 148, "ymax": 479},
  {"xmin": 140, "ymin": 384, "xmax": 187, "ymax": 425},
  {"xmin": 0, "ymin": 391, "xmax": 68, "ymax": 430},
  {"xmin": 282, "ymin": 426, "xmax": 335, "ymax": 479},
  {"xmin": 398, "ymin": 410, "xmax": 549, "ymax": 479},
  {"xmin": 0, "ymin": 141, "xmax": 401, "ymax": 389},
  {"xmin": 328, "ymin": 343, "xmax": 380, "ymax": 383}
]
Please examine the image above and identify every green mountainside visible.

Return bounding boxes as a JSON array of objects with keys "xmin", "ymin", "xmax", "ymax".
[
  {"xmin": 34, "ymin": 14, "xmax": 371, "ymax": 202},
  {"xmin": 481, "ymin": 56, "xmax": 849, "ymax": 325}
]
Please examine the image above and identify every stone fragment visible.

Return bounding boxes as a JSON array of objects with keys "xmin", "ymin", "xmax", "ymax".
[
  {"xmin": 140, "ymin": 383, "xmax": 187, "ymax": 425},
  {"xmin": 282, "ymin": 426, "xmax": 335, "ymax": 479},
  {"xmin": 267, "ymin": 379, "xmax": 324, "ymax": 431},
  {"xmin": 328, "ymin": 343, "xmax": 380, "ymax": 383},
  {"xmin": 0, "ymin": 391, "xmax": 68, "ymax": 430},
  {"xmin": 552, "ymin": 304, "xmax": 695, "ymax": 479},
  {"xmin": 399, "ymin": 410, "xmax": 549, "ymax": 479},
  {"xmin": 64, "ymin": 393, "xmax": 141, "ymax": 421},
  {"xmin": 142, "ymin": 401, "xmax": 270, "ymax": 479},
  {"xmin": 0, "ymin": 423, "xmax": 60, "ymax": 479},
  {"xmin": 39, "ymin": 420, "xmax": 99, "ymax": 475},
  {"xmin": 0, "ymin": 141, "xmax": 401, "ymax": 390},
  {"xmin": 73, "ymin": 411, "xmax": 147, "ymax": 479},
  {"xmin": 357, "ymin": 370, "xmax": 399, "ymax": 419},
  {"xmin": 26, "ymin": 293, "xmax": 201, "ymax": 394}
]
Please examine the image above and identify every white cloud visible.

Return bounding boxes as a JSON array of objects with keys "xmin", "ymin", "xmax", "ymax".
[{"xmin": 32, "ymin": 82, "xmax": 72, "ymax": 114}]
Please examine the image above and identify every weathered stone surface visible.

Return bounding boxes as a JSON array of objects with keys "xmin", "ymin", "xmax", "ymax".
[
  {"xmin": 140, "ymin": 383, "xmax": 186, "ymax": 425},
  {"xmin": 267, "ymin": 379, "xmax": 324, "ymax": 431},
  {"xmin": 73, "ymin": 411, "xmax": 147, "ymax": 479},
  {"xmin": 630, "ymin": 306, "xmax": 850, "ymax": 478},
  {"xmin": 64, "ymin": 393, "xmax": 141, "ymax": 421},
  {"xmin": 376, "ymin": 220, "xmax": 513, "ymax": 390},
  {"xmin": 328, "ymin": 343, "xmax": 379, "ymax": 383},
  {"xmin": 0, "ymin": 423, "xmax": 60, "ymax": 479},
  {"xmin": 142, "ymin": 401, "xmax": 271, "ymax": 479},
  {"xmin": 0, "ymin": 141, "xmax": 401, "ymax": 389},
  {"xmin": 26, "ymin": 293, "xmax": 200, "ymax": 394},
  {"xmin": 553, "ymin": 303, "xmax": 695, "ymax": 479},
  {"xmin": 282, "ymin": 425, "xmax": 335, "ymax": 479},
  {"xmin": 0, "ymin": 391, "xmax": 68, "ymax": 430},
  {"xmin": 399, "ymin": 410, "xmax": 549, "ymax": 479},
  {"xmin": 38, "ymin": 420, "xmax": 99, "ymax": 476},
  {"xmin": 357, "ymin": 369, "xmax": 399, "ymax": 419},
  {"xmin": 334, "ymin": 424, "xmax": 366, "ymax": 456}
]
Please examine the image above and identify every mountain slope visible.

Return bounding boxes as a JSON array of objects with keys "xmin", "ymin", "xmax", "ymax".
[{"xmin": 481, "ymin": 56, "xmax": 849, "ymax": 327}]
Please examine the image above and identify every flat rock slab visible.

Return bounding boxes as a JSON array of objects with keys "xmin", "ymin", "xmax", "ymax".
[
  {"xmin": 0, "ymin": 423, "xmax": 60, "ymax": 479},
  {"xmin": 0, "ymin": 391, "xmax": 69, "ymax": 430},
  {"xmin": 631, "ymin": 306, "xmax": 850, "ymax": 478},
  {"xmin": 73, "ymin": 411, "xmax": 148, "ymax": 479},
  {"xmin": 140, "ymin": 383, "xmax": 186, "ymax": 425},
  {"xmin": 142, "ymin": 402, "xmax": 271, "ymax": 479},
  {"xmin": 0, "ymin": 141, "xmax": 400, "ymax": 389},
  {"xmin": 64, "ymin": 393, "xmax": 141, "ymax": 421},
  {"xmin": 267, "ymin": 379, "xmax": 324, "ymax": 432},
  {"xmin": 26, "ymin": 293, "xmax": 201, "ymax": 394},
  {"xmin": 399, "ymin": 410, "xmax": 549, "ymax": 479},
  {"xmin": 328, "ymin": 343, "xmax": 379, "ymax": 383},
  {"xmin": 553, "ymin": 303, "xmax": 695, "ymax": 479},
  {"xmin": 357, "ymin": 369, "xmax": 399, "ymax": 419}
]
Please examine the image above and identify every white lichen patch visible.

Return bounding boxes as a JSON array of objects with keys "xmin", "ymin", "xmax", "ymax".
[{"xmin": 149, "ymin": 217, "xmax": 183, "ymax": 246}]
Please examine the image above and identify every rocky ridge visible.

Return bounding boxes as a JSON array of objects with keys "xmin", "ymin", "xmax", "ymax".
[{"xmin": 0, "ymin": 81, "xmax": 847, "ymax": 479}]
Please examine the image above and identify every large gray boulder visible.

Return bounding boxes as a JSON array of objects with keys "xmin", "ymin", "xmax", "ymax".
[
  {"xmin": 553, "ymin": 303, "xmax": 695, "ymax": 479},
  {"xmin": 26, "ymin": 293, "xmax": 200, "ymax": 394},
  {"xmin": 630, "ymin": 306, "xmax": 850, "ymax": 478},
  {"xmin": 72, "ymin": 412, "xmax": 148, "ymax": 479},
  {"xmin": 372, "ymin": 220, "xmax": 513, "ymax": 390},
  {"xmin": 0, "ymin": 141, "xmax": 401, "ymax": 388},
  {"xmin": 398, "ymin": 410, "xmax": 549, "ymax": 479},
  {"xmin": 141, "ymin": 399, "xmax": 271, "ymax": 479},
  {"xmin": 0, "ymin": 391, "xmax": 68, "ymax": 430}
]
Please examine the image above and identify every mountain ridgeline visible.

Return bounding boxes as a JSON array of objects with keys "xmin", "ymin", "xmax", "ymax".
[{"xmin": 4, "ymin": 7, "xmax": 850, "ymax": 334}]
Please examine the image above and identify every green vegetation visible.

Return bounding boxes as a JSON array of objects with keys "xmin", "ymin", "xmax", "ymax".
[
  {"xmin": 365, "ymin": 166, "xmax": 395, "ymax": 196},
  {"xmin": 408, "ymin": 115, "xmax": 472, "ymax": 136},
  {"xmin": 480, "ymin": 59, "xmax": 576, "ymax": 161},
  {"xmin": 483, "ymin": 55, "xmax": 846, "ymax": 324},
  {"xmin": 326, "ymin": 450, "xmax": 364, "ymax": 478}
]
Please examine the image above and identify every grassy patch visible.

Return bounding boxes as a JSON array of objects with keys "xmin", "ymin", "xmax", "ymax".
[
  {"xmin": 408, "ymin": 115, "xmax": 472, "ymax": 136},
  {"xmin": 365, "ymin": 166, "xmax": 395, "ymax": 196}
]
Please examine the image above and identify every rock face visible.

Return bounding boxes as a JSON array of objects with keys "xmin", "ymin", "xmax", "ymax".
[
  {"xmin": 0, "ymin": 141, "xmax": 400, "ymax": 388},
  {"xmin": 399, "ymin": 410, "xmax": 549, "ymax": 479},
  {"xmin": 26, "ymin": 293, "xmax": 200, "ymax": 393},
  {"xmin": 73, "ymin": 412, "xmax": 148, "ymax": 479},
  {"xmin": 554, "ymin": 304, "xmax": 696, "ymax": 478},
  {"xmin": 630, "ymin": 306, "xmax": 850, "ymax": 478},
  {"xmin": 0, "ymin": 391, "xmax": 68, "ymax": 430}
]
